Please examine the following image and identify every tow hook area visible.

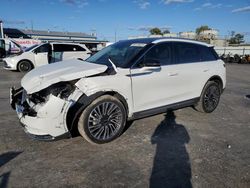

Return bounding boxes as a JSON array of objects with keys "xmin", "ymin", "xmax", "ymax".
[
  {"xmin": 17, "ymin": 94, "xmax": 71, "ymax": 138},
  {"xmin": 10, "ymin": 87, "xmax": 37, "ymax": 116},
  {"xmin": 10, "ymin": 85, "xmax": 72, "ymax": 138}
]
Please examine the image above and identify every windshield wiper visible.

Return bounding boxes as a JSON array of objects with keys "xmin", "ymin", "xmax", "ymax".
[{"xmin": 108, "ymin": 56, "xmax": 118, "ymax": 73}]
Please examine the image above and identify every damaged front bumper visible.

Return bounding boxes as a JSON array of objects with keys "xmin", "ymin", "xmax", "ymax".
[
  {"xmin": 3, "ymin": 59, "xmax": 16, "ymax": 70},
  {"xmin": 10, "ymin": 87, "xmax": 72, "ymax": 141}
]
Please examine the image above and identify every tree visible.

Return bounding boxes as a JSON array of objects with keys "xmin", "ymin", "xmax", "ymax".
[
  {"xmin": 162, "ymin": 29, "xmax": 170, "ymax": 34},
  {"xmin": 196, "ymin": 25, "xmax": 211, "ymax": 35},
  {"xmin": 229, "ymin": 32, "xmax": 244, "ymax": 44},
  {"xmin": 230, "ymin": 31, "xmax": 235, "ymax": 38},
  {"xmin": 150, "ymin": 27, "xmax": 162, "ymax": 35}
]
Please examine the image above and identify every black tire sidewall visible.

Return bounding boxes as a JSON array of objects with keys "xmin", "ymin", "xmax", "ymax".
[
  {"xmin": 18, "ymin": 61, "xmax": 33, "ymax": 72},
  {"xmin": 79, "ymin": 96, "xmax": 127, "ymax": 144},
  {"xmin": 201, "ymin": 82, "xmax": 221, "ymax": 113}
]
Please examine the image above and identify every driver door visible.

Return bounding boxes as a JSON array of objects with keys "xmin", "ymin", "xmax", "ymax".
[{"xmin": 130, "ymin": 42, "xmax": 182, "ymax": 112}]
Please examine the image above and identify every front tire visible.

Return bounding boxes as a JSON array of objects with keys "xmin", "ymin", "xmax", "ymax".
[
  {"xmin": 78, "ymin": 95, "xmax": 127, "ymax": 144},
  {"xmin": 195, "ymin": 81, "xmax": 221, "ymax": 113},
  {"xmin": 18, "ymin": 60, "xmax": 33, "ymax": 72}
]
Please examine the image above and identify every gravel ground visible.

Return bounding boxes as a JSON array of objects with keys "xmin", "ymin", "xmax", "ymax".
[{"xmin": 0, "ymin": 63, "xmax": 249, "ymax": 188}]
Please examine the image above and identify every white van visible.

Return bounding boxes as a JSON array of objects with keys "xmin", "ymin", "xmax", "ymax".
[{"xmin": 3, "ymin": 42, "xmax": 91, "ymax": 72}]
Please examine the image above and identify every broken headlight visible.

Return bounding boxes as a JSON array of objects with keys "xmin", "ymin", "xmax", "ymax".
[
  {"xmin": 50, "ymin": 82, "xmax": 76, "ymax": 99},
  {"xmin": 29, "ymin": 81, "xmax": 77, "ymax": 104}
]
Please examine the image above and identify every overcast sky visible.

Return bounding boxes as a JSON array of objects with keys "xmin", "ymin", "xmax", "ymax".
[{"xmin": 1, "ymin": 0, "xmax": 250, "ymax": 42}]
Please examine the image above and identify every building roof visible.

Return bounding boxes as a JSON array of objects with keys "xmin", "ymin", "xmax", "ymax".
[{"xmin": 3, "ymin": 28, "xmax": 95, "ymax": 39}]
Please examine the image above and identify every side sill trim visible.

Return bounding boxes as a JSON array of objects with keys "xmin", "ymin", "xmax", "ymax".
[{"xmin": 129, "ymin": 97, "xmax": 199, "ymax": 120}]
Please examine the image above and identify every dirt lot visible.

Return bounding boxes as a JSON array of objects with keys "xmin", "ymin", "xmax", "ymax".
[{"xmin": 0, "ymin": 63, "xmax": 249, "ymax": 188}]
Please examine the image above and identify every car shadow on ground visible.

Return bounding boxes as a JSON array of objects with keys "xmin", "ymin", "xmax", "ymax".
[
  {"xmin": 150, "ymin": 111, "xmax": 192, "ymax": 188},
  {"xmin": 0, "ymin": 151, "xmax": 22, "ymax": 188}
]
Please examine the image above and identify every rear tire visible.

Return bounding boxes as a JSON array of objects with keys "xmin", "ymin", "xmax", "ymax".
[
  {"xmin": 195, "ymin": 81, "xmax": 221, "ymax": 113},
  {"xmin": 18, "ymin": 60, "xmax": 33, "ymax": 72},
  {"xmin": 78, "ymin": 95, "xmax": 127, "ymax": 144}
]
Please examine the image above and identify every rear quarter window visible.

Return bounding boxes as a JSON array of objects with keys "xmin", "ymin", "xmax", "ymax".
[{"xmin": 200, "ymin": 46, "xmax": 218, "ymax": 61}]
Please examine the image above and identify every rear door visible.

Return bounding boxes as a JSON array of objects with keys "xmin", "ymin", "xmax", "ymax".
[{"xmin": 171, "ymin": 42, "xmax": 211, "ymax": 100}]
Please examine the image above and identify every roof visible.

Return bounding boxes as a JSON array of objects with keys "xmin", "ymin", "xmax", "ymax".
[
  {"xmin": 152, "ymin": 38, "xmax": 213, "ymax": 47},
  {"xmin": 119, "ymin": 37, "xmax": 158, "ymax": 44},
  {"xmin": 122, "ymin": 37, "xmax": 213, "ymax": 47},
  {"xmin": 3, "ymin": 28, "xmax": 95, "ymax": 39}
]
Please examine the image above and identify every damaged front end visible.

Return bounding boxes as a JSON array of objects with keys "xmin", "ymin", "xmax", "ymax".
[{"xmin": 10, "ymin": 82, "xmax": 77, "ymax": 141}]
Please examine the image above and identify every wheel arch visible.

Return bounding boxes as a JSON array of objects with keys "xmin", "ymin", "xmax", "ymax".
[
  {"xmin": 17, "ymin": 59, "xmax": 34, "ymax": 71},
  {"xmin": 195, "ymin": 75, "xmax": 223, "ymax": 113},
  {"xmin": 199, "ymin": 75, "xmax": 224, "ymax": 99},
  {"xmin": 66, "ymin": 91, "xmax": 129, "ymax": 136},
  {"xmin": 208, "ymin": 75, "xmax": 224, "ymax": 93}
]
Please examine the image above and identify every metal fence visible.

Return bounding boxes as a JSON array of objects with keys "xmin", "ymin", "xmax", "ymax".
[{"xmin": 214, "ymin": 47, "xmax": 250, "ymax": 56}]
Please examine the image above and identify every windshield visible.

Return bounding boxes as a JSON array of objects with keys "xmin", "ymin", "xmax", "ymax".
[
  {"xmin": 86, "ymin": 40, "xmax": 147, "ymax": 68},
  {"xmin": 25, "ymin": 44, "xmax": 39, "ymax": 52}
]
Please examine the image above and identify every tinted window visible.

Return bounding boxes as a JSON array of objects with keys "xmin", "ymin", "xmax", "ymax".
[
  {"xmin": 144, "ymin": 43, "xmax": 172, "ymax": 65},
  {"xmin": 54, "ymin": 44, "xmax": 85, "ymax": 52},
  {"xmin": 74, "ymin": 45, "xmax": 86, "ymax": 51},
  {"xmin": 34, "ymin": 44, "xmax": 50, "ymax": 53},
  {"xmin": 174, "ymin": 42, "xmax": 201, "ymax": 64},
  {"xmin": 200, "ymin": 46, "xmax": 218, "ymax": 61}
]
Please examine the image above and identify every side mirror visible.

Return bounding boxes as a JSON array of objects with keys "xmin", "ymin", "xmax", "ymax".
[{"xmin": 142, "ymin": 58, "xmax": 161, "ymax": 67}]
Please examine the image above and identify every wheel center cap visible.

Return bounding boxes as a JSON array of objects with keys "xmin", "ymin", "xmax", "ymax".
[{"xmin": 101, "ymin": 115, "xmax": 109, "ymax": 125}]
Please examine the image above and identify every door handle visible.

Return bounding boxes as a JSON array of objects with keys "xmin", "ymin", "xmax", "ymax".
[
  {"xmin": 141, "ymin": 66, "xmax": 161, "ymax": 72},
  {"xmin": 203, "ymin": 69, "xmax": 209, "ymax": 72},
  {"xmin": 168, "ymin": 73, "xmax": 178, "ymax": 76}
]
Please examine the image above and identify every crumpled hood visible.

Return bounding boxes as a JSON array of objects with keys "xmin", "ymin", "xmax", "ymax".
[{"xmin": 21, "ymin": 59, "xmax": 107, "ymax": 94}]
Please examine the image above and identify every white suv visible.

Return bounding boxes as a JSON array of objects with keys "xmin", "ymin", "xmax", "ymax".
[
  {"xmin": 4, "ymin": 42, "xmax": 91, "ymax": 72},
  {"xmin": 10, "ymin": 38, "xmax": 226, "ymax": 144}
]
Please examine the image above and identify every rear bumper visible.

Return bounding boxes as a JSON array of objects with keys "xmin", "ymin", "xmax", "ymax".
[{"xmin": 10, "ymin": 87, "xmax": 71, "ymax": 141}]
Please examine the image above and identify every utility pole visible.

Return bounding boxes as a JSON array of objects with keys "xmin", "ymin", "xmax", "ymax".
[{"xmin": 0, "ymin": 20, "xmax": 4, "ymax": 38}]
